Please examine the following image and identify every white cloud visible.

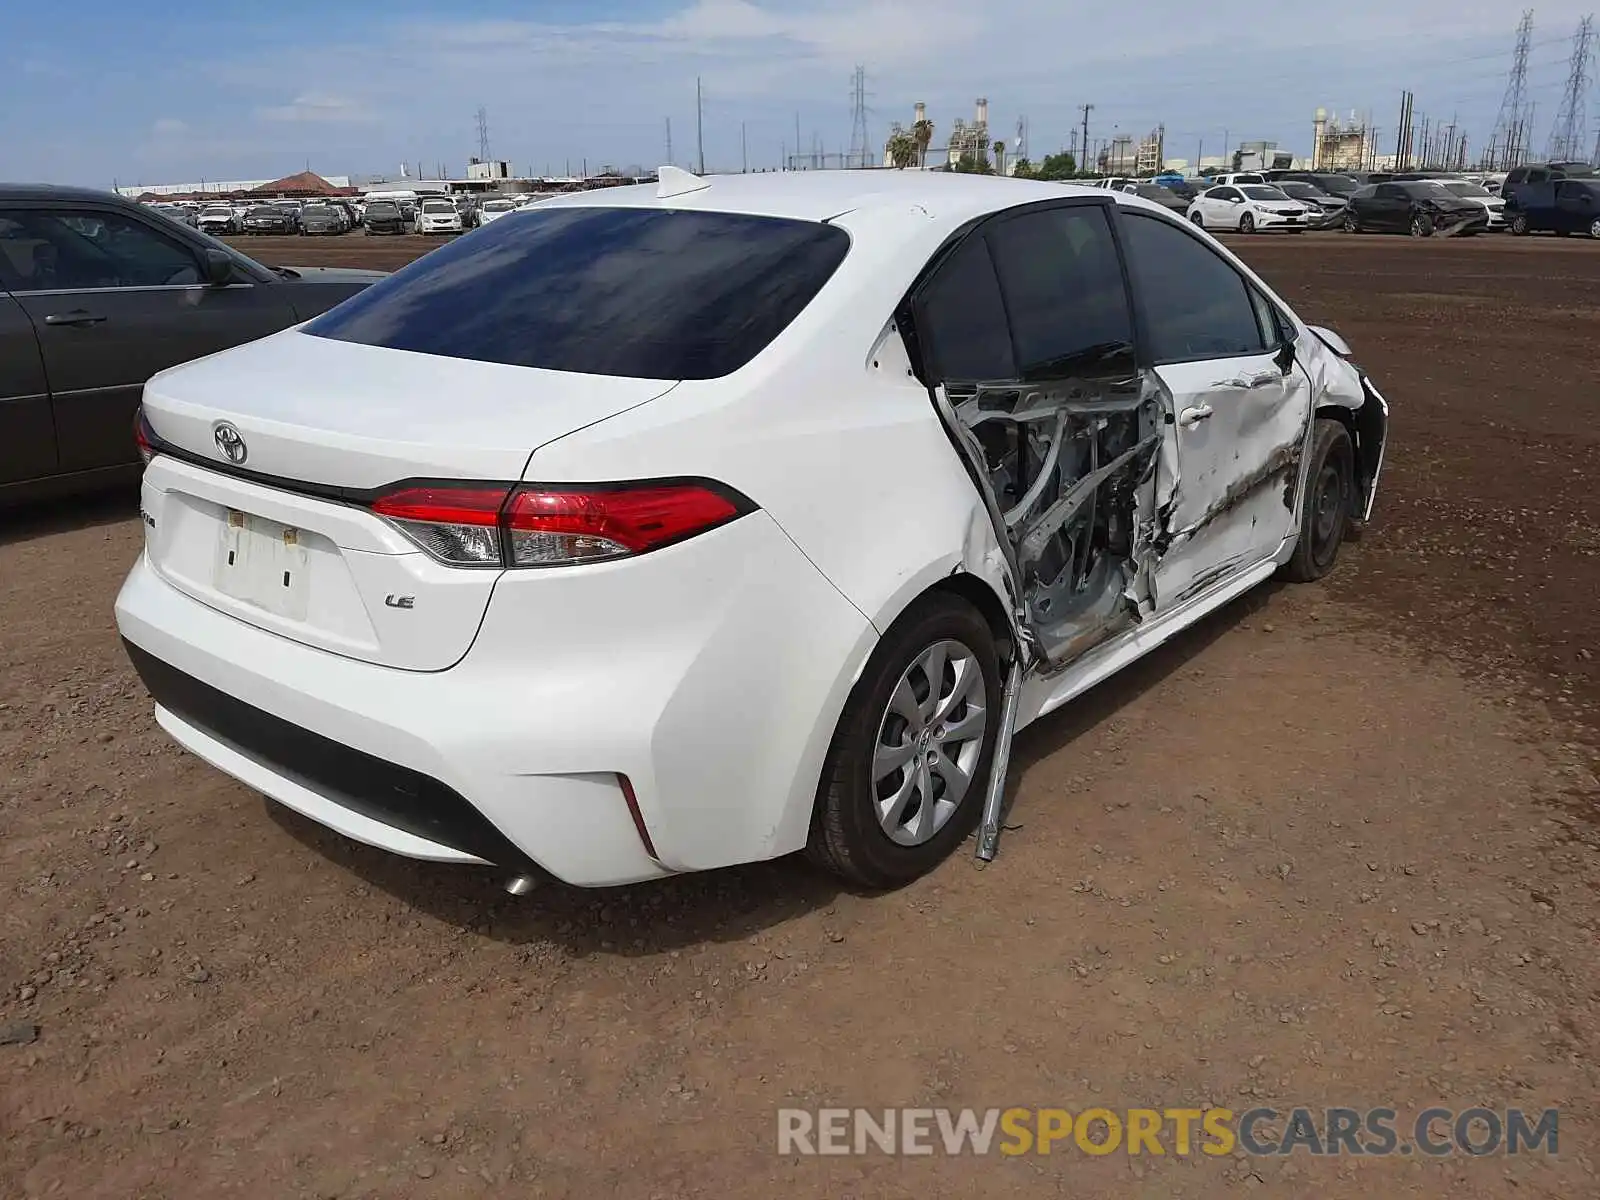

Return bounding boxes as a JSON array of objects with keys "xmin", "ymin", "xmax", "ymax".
[
  {"xmin": 257, "ymin": 92, "xmax": 375, "ymax": 124},
  {"xmin": 151, "ymin": 117, "xmax": 189, "ymax": 137}
]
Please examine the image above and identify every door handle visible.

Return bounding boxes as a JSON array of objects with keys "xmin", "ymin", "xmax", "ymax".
[
  {"xmin": 43, "ymin": 310, "xmax": 107, "ymax": 327},
  {"xmin": 1178, "ymin": 404, "xmax": 1214, "ymax": 427}
]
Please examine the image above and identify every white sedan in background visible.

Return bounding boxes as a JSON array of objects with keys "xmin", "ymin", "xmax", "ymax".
[
  {"xmin": 415, "ymin": 197, "xmax": 464, "ymax": 235},
  {"xmin": 1187, "ymin": 184, "xmax": 1313, "ymax": 233},
  {"xmin": 117, "ymin": 170, "xmax": 1389, "ymax": 893},
  {"xmin": 477, "ymin": 198, "xmax": 518, "ymax": 224}
]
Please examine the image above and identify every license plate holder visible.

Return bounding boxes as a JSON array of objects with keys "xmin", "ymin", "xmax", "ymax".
[{"xmin": 213, "ymin": 509, "xmax": 310, "ymax": 621}]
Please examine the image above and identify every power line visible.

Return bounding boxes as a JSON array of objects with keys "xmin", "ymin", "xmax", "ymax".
[
  {"xmin": 1489, "ymin": 11, "xmax": 1534, "ymax": 169},
  {"xmin": 475, "ymin": 106, "xmax": 491, "ymax": 162},
  {"xmin": 1547, "ymin": 14, "xmax": 1594, "ymax": 160},
  {"xmin": 848, "ymin": 66, "xmax": 872, "ymax": 168}
]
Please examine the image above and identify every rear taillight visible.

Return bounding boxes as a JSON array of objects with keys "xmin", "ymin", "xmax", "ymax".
[
  {"xmin": 134, "ymin": 406, "xmax": 156, "ymax": 466},
  {"xmin": 369, "ymin": 481, "xmax": 750, "ymax": 569}
]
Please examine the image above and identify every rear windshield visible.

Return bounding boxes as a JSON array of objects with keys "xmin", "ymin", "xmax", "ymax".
[
  {"xmin": 304, "ymin": 206, "xmax": 851, "ymax": 380},
  {"xmin": 421, "ymin": 200, "xmax": 455, "ymax": 212}
]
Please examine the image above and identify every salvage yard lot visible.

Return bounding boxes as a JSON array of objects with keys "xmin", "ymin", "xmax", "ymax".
[{"xmin": 3, "ymin": 233, "xmax": 1599, "ymax": 1198}]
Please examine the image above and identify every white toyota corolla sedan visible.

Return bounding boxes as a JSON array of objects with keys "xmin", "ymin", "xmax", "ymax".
[{"xmin": 116, "ymin": 168, "xmax": 1389, "ymax": 891}]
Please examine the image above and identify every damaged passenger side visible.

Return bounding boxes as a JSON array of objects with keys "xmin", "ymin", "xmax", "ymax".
[{"xmin": 907, "ymin": 200, "xmax": 1167, "ymax": 673}]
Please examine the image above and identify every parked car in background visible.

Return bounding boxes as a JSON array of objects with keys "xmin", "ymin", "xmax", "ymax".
[
  {"xmin": 1500, "ymin": 162, "xmax": 1596, "ymax": 210},
  {"xmin": 1208, "ymin": 172, "xmax": 1267, "ymax": 187},
  {"xmin": 1505, "ymin": 177, "xmax": 1600, "ymax": 237},
  {"xmin": 114, "ymin": 172, "xmax": 1389, "ymax": 892},
  {"xmin": 1267, "ymin": 170, "xmax": 1362, "ymax": 198},
  {"xmin": 416, "ymin": 197, "xmax": 464, "ymax": 235},
  {"xmin": 1119, "ymin": 182, "xmax": 1189, "ymax": 214},
  {"xmin": 362, "ymin": 200, "xmax": 409, "ymax": 235},
  {"xmin": 197, "ymin": 205, "xmax": 240, "ymax": 236},
  {"xmin": 1275, "ymin": 181, "xmax": 1347, "ymax": 228},
  {"xmin": 242, "ymin": 205, "xmax": 297, "ymax": 235},
  {"xmin": 0, "ymin": 184, "xmax": 386, "ymax": 504},
  {"xmin": 1342, "ymin": 180, "xmax": 1488, "ymax": 237},
  {"xmin": 477, "ymin": 198, "xmax": 518, "ymax": 224},
  {"xmin": 1187, "ymin": 184, "xmax": 1309, "ymax": 233},
  {"xmin": 1158, "ymin": 179, "xmax": 1202, "ymax": 203},
  {"xmin": 1430, "ymin": 178, "xmax": 1506, "ymax": 230},
  {"xmin": 299, "ymin": 203, "xmax": 350, "ymax": 236}
]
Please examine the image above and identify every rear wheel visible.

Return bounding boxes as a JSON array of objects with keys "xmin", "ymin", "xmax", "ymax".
[
  {"xmin": 1591, "ymin": 217, "xmax": 1600, "ymax": 239},
  {"xmin": 1280, "ymin": 419, "xmax": 1355, "ymax": 584},
  {"xmin": 1342, "ymin": 211, "xmax": 1360, "ymax": 233},
  {"xmin": 808, "ymin": 594, "xmax": 1001, "ymax": 889}
]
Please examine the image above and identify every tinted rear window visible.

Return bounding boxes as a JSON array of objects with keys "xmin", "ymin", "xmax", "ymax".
[{"xmin": 305, "ymin": 206, "xmax": 850, "ymax": 380}]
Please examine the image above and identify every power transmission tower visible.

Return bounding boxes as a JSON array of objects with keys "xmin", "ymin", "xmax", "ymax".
[
  {"xmin": 848, "ymin": 66, "xmax": 872, "ymax": 168},
  {"xmin": 1490, "ymin": 11, "xmax": 1534, "ymax": 169},
  {"xmin": 1547, "ymin": 15, "xmax": 1595, "ymax": 160},
  {"xmin": 475, "ymin": 106, "xmax": 491, "ymax": 162}
]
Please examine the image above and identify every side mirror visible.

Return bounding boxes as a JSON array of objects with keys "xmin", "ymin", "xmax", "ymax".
[
  {"xmin": 1306, "ymin": 325, "xmax": 1352, "ymax": 357},
  {"xmin": 202, "ymin": 248, "xmax": 234, "ymax": 286},
  {"xmin": 1230, "ymin": 195, "xmax": 1244, "ymax": 204}
]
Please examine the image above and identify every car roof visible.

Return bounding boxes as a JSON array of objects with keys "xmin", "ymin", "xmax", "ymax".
[
  {"xmin": 0, "ymin": 183, "xmax": 139, "ymax": 204},
  {"xmin": 534, "ymin": 169, "xmax": 1110, "ymax": 226}
]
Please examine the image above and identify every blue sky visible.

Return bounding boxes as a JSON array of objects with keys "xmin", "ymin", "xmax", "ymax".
[{"xmin": 5, "ymin": 0, "xmax": 1597, "ymax": 186}]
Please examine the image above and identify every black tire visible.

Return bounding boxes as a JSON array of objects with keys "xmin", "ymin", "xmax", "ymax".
[
  {"xmin": 1190, "ymin": 211, "xmax": 1204, "ymax": 228},
  {"xmin": 1342, "ymin": 211, "xmax": 1360, "ymax": 234},
  {"xmin": 1238, "ymin": 212, "xmax": 1255, "ymax": 234},
  {"xmin": 1280, "ymin": 419, "xmax": 1355, "ymax": 583},
  {"xmin": 1509, "ymin": 213, "xmax": 1529, "ymax": 235},
  {"xmin": 1409, "ymin": 213, "xmax": 1433, "ymax": 238},
  {"xmin": 807, "ymin": 594, "xmax": 1002, "ymax": 889},
  {"xmin": 1590, "ymin": 217, "xmax": 1600, "ymax": 239}
]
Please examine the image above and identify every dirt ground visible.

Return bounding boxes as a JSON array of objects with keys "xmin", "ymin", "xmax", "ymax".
[{"xmin": 3, "ymin": 232, "xmax": 1599, "ymax": 1199}]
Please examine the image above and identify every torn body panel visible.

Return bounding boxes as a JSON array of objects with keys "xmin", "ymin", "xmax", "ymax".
[
  {"xmin": 933, "ymin": 370, "xmax": 1167, "ymax": 674},
  {"xmin": 1146, "ymin": 356, "xmax": 1311, "ymax": 607}
]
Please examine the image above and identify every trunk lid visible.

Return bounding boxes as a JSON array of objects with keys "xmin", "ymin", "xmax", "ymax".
[
  {"xmin": 139, "ymin": 330, "xmax": 677, "ymax": 670},
  {"xmin": 141, "ymin": 328, "xmax": 675, "ymax": 488}
]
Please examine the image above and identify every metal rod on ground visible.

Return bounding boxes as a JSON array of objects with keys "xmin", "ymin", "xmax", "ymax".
[{"xmin": 975, "ymin": 656, "xmax": 1024, "ymax": 863}]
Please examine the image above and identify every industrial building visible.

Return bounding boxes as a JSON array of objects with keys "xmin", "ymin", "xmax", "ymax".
[{"xmin": 1311, "ymin": 108, "xmax": 1377, "ymax": 172}]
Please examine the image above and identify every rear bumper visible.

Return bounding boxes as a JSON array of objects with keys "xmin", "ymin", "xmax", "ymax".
[{"xmin": 114, "ymin": 509, "xmax": 876, "ymax": 887}]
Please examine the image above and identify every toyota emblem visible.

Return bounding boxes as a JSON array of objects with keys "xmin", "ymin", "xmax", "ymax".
[{"xmin": 213, "ymin": 422, "xmax": 248, "ymax": 465}]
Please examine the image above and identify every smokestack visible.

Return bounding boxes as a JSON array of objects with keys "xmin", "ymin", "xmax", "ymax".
[
  {"xmin": 975, "ymin": 97, "xmax": 989, "ymax": 126},
  {"xmin": 914, "ymin": 101, "xmax": 926, "ymax": 124},
  {"xmin": 1312, "ymin": 107, "xmax": 1328, "ymax": 170}
]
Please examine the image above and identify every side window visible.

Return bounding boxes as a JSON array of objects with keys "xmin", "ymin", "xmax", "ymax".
[
  {"xmin": 1374, "ymin": 184, "xmax": 1399, "ymax": 200},
  {"xmin": 1214, "ymin": 188, "xmax": 1238, "ymax": 202},
  {"xmin": 983, "ymin": 205, "xmax": 1134, "ymax": 380},
  {"xmin": 1249, "ymin": 289, "xmax": 1292, "ymax": 348},
  {"xmin": 1526, "ymin": 168, "xmax": 1549, "ymax": 184},
  {"xmin": 0, "ymin": 209, "xmax": 200, "ymax": 293},
  {"xmin": 1118, "ymin": 213, "xmax": 1267, "ymax": 363},
  {"xmin": 918, "ymin": 233, "xmax": 1016, "ymax": 382}
]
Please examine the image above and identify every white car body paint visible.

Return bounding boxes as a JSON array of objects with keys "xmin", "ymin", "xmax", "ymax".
[
  {"xmin": 1186, "ymin": 184, "xmax": 1315, "ymax": 233},
  {"xmin": 116, "ymin": 171, "xmax": 1389, "ymax": 887}
]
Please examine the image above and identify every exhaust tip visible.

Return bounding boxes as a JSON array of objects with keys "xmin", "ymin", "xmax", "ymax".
[{"xmin": 503, "ymin": 874, "xmax": 537, "ymax": 897}]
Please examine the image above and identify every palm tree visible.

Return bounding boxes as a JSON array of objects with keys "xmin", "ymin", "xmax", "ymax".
[
  {"xmin": 887, "ymin": 131, "xmax": 919, "ymax": 170},
  {"xmin": 912, "ymin": 119, "xmax": 934, "ymax": 169}
]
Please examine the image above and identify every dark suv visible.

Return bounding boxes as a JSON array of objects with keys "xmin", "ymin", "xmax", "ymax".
[
  {"xmin": 1, "ymin": 184, "xmax": 386, "ymax": 504},
  {"xmin": 1505, "ymin": 177, "xmax": 1600, "ymax": 238},
  {"xmin": 1501, "ymin": 162, "xmax": 1597, "ymax": 208}
]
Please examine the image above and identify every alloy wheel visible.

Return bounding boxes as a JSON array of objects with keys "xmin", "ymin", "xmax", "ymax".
[{"xmin": 872, "ymin": 639, "xmax": 988, "ymax": 847}]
